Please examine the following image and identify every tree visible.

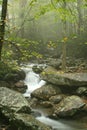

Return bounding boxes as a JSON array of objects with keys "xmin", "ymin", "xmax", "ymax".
[
  {"xmin": 77, "ymin": 0, "xmax": 83, "ymax": 35},
  {"xmin": 19, "ymin": 0, "xmax": 27, "ymax": 38},
  {"xmin": 61, "ymin": 0, "xmax": 67, "ymax": 71},
  {"xmin": 0, "ymin": 0, "xmax": 8, "ymax": 60}
]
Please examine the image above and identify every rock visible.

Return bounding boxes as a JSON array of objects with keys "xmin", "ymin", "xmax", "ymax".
[
  {"xmin": 31, "ymin": 84, "xmax": 61, "ymax": 100},
  {"xmin": 31, "ymin": 110, "xmax": 41, "ymax": 117},
  {"xmin": 0, "ymin": 87, "xmax": 31, "ymax": 115},
  {"xmin": 47, "ymin": 58, "xmax": 61, "ymax": 70},
  {"xmin": 0, "ymin": 81, "xmax": 9, "ymax": 87},
  {"xmin": 4, "ymin": 69, "xmax": 25, "ymax": 82},
  {"xmin": 40, "ymin": 101, "xmax": 53, "ymax": 108},
  {"xmin": 0, "ymin": 87, "xmax": 51, "ymax": 130},
  {"xmin": 10, "ymin": 113, "xmax": 52, "ymax": 130},
  {"xmin": 53, "ymin": 95, "xmax": 85, "ymax": 117},
  {"xmin": 14, "ymin": 80, "xmax": 27, "ymax": 93},
  {"xmin": 28, "ymin": 98, "xmax": 39, "ymax": 108},
  {"xmin": 82, "ymin": 99, "xmax": 87, "ymax": 112},
  {"xmin": 76, "ymin": 87, "xmax": 87, "ymax": 96},
  {"xmin": 49, "ymin": 95, "xmax": 64, "ymax": 104},
  {"xmin": 32, "ymin": 65, "xmax": 44, "ymax": 74},
  {"xmin": 41, "ymin": 66, "xmax": 87, "ymax": 87}
]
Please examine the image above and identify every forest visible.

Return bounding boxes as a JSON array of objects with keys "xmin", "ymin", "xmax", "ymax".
[{"xmin": 0, "ymin": 0, "xmax": 87, "ymax": 130}]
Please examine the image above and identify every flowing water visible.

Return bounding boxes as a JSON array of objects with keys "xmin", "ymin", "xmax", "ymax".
[
  {"xmin": 22, "ymin": 64, "xmax": 87, "ymax": 130},
  {"xmin": 22, "ymin": 64, "xmax": 46, "ymax": 97}
]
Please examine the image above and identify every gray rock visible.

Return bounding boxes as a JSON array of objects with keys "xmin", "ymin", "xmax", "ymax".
[
  {"xmin": 41, "ymin": 66, "xmax": 87, "ymax": 87},
  {"xmin": 4, "ymin": 69, "xmax": 25, "ymax": 82},
  {"xmin": 14, "ymin": 80, "xmax": 27, "ymax": 93},
  {"xmin": 40, "ymin": 101, "xmax": 53, "ymax": 108},
  {"xmin": 31, "ymin": 84, "xmax": 61, "ymax": 100},
  {"xmin": 49, "ymin": 95, "xmax": 64, "ymax": 104},
  {"xmin": 32, "ymin": 65, "xmax": 44, "ymax": 74},
  {"xmin": 0, "ymin": 87, "xmax": 51, "ymax": 130},
  {"xmin": 53, "ymin": 95, "xmax": 85, "ymax": 117},
  {"xmin": 0, "ymin": 87, "xmax": 31, "ymax": 115},
  {"xmin": 76, "ymin": 87, "xmax": 87, "ymax": 96},
  {"xmin": 47, "ymin": 58, "xmax": 61, "ymax": 70},
  {"xmin": 10, "ymin": 113, "xmax": 52, "ymax": 130}
]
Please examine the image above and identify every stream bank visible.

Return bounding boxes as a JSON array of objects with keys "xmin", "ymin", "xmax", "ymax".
[{"xmin": 0, "ymin": 59, "xmax": 87, "ymax": 130}]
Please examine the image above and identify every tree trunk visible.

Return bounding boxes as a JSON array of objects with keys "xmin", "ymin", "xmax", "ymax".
[
  {"xmin": 77, "ymin": 0, "xmax": 83, "ymax": 35},
  {"xmin": 0, "ymin": 0, "xmax": 8, "ymax": 60},
  {"xmin": 19, "ymin": 0, "xmax": 27, "ymax": 38},
  {"xmin": 61, "ymin": 0, "xmax": 67, "ymax": 72}
]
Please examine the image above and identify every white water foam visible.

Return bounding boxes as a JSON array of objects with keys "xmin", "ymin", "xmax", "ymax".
[{"xmin": 22, "ymin": 64, "xmax": 46, "ymax": 97}]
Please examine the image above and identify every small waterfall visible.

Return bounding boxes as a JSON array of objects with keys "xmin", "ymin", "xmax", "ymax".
[
  {"xmin": 22, "ymin": 64, "xmax": 87, "ymax": 130},
  {"xmin": 22, "ymin": 64, "xmax": 46, "ymax": 97}
]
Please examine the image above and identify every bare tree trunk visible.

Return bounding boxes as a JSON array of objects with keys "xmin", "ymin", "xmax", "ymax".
[{"xmin": 0, "ymin": 0, "xmax": 8, "ymax": 60}]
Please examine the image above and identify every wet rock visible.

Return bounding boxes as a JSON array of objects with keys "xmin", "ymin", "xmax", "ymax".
[
  {"xmin": 14, "ymin": 80, "xmax": 27, "ymax": 93},
  {"xmin": 40, "ymin": 101, "xmax": 53, "ymax": 108},
  {"xmin": 82, "ymin": 99, "xmax": 87, "ymax": 112},
  {"xmin": 4, "ymin": 69, "xmax": 25, "ymax": 82},
  {"xmin": 28, "ymin": 98, "xmax": 39, "ymax": 108},
  {"xmin": 32, "ymin": 65, "xmax": 44, "ymax": 74},
  {"xmin": 41, "ymin": 66, "xmax": 87, "ymax": 87},
  {"xmin": 0, "ymin": 87, "xmax": 51, "ymax": 130},
  {"xmin": 49, "ymin": 95, "xmax": 64, "ymax": 104},
  {"xmin": 53, "ymin": 95, "xmax": 85, "ymax": 117},
  {"xmin": 0, "ymin": 81, "xmax": 9, "ymax": 87},
  {"xmin": 0, "ymin": 87, "xmax": 31, "ymax": 115},
  {"xmin": 76, "ymin": 87, "xmax": 87, "ymax": 96},
  {"xmin": 31, "ymin": 84, "xmax": 61, "ymax": 100},
  {"xmin": 10, "ymin": 113, "xmax": 52, "ymax": 130},
  {"xmin": 31, "ymin": 111, "xmax": 41, "ymax": 117}
]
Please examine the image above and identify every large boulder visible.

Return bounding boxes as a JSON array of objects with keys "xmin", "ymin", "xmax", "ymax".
[
  {"xmin": 0, "ymin": 87, "xmax": 31, "ymax": 115},
  {"xmin": 47, "ymin": 58, "xmax": 61, "ymax": 70},
  {"xmin": 31, "ymin": 84, "xmax": 61, "ymax": 100},
  {"xmin": 0, "ymin": 81, "xmax": 9, "ymax": 87},
  {"xmin": 41, "ymin": 66, "xmax": 87, "ymax": 87},
  {"xmin": 0, "ymin": 87, "xmax": 51, "ymax": 130},
  {"xmin": 53, "ymin": 95, "xmax": 85, "ymax": 117},
  {"xmin": 10, "ymin": 113, "xmax": 52, "ymax": 130},
  {"xmin": 4, "ymin": 69, "xmax": 26, "ymax": 82}
]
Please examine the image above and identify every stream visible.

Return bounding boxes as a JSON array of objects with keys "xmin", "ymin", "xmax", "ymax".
[{"xmin": 22, "ymin": 64, "xmax": 87, "ymax": 130}]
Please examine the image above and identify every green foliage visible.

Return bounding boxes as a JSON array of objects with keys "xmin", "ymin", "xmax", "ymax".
[
  {"xmin": 0, "ymin": 60, "xmax": 19, "ymax": 79},
  {"xmin": 30, "ymin": 0, "xmax": 37, "ymax": 6},
  {"xmin": 1, "ymin": 0, "xmax": 87, "ymax": 64},
  {"xmin": 2, "ymin": 37, "xmax": 44, "ymax": 62},
  {"xmin": 35, "ymin": 3, "xmax": 54, "ymax": 19},
  {"xmin": 0, "ymin": 0, "xmax": 2, "ymax": 5}
]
